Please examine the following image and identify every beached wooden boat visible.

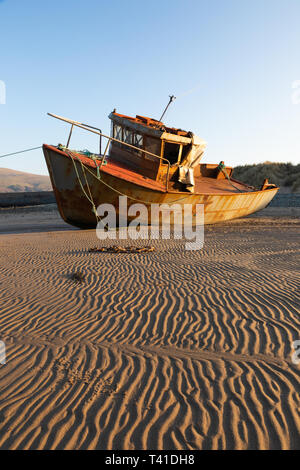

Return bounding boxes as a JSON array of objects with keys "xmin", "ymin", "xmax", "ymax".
[{"xmin": 43, "ymin": 111, "xmax": 279, "ymax": 228}]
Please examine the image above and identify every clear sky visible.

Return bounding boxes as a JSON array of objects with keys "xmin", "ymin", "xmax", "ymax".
[{"xmin": 0, "ymin": 0, "xmax": 300, "ymax": 175}]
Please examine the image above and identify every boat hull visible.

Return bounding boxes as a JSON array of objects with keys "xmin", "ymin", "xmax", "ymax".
[{"xmin": 43, "ymin": 145, "xmax": 279, "ymax": 228}]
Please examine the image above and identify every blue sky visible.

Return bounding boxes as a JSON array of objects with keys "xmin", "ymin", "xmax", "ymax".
[{"xmin": 0, "ymin": 0, "xmax": 300, "ymax": 174}]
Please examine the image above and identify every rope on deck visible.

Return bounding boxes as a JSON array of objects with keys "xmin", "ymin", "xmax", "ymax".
[{"xmin": 217, "ymin": 161, "xmax": 244, "ymax": 193}]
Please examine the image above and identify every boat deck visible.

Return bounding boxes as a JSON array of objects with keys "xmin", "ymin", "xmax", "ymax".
[
  {"xmin": 104, "ymin": 154, "xmax": 253, "ymax": 195},
  {"xmin": 193, "ymin": 176, "xmax": 252, "ymax": 194},
  {"xmin": 104, "ymin": 158, "xmax": 253, "ymax": 194}
]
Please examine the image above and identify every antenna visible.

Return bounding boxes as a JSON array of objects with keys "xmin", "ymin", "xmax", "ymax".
[{"xmin": 159, "ymin": 95, "xmax": 176, "ymax": 122}]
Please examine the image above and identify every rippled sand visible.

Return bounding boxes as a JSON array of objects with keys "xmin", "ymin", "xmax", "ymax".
[{"xmin": 0, "ymin": 213, "xmax": 299, "ymax": 450}]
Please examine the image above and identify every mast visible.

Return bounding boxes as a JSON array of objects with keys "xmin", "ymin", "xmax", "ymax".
[{"xmin": 159, "ymin": 95, "xmax": 176, "ymax": 122}]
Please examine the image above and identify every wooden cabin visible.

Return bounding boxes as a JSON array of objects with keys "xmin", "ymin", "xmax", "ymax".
[{"xmin": 108, "ymin": 111, "xmax": 233, "ymax": 192}]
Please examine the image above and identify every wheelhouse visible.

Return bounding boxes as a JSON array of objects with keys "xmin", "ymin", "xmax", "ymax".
[
  {"xmin": 108, "ymin": 111, "xmax": 206, "ymax": 189},
  {"xmin": 109, "ymin": 111, "xmax": 204, "ymax": 164}
]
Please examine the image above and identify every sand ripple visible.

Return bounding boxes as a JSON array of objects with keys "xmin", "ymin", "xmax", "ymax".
[{"xmin": 0, "ymin": 220, "xmax": 299, "ymax": 449}]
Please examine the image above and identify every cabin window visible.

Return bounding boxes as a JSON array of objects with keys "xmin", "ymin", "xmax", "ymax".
[
  {"xmin": 112, "ymin": 123, "xmax": 145, "ymax": 154},
  {"xmin": 163, "ymin": 142, "xmax": 180, "ymax": 164},
  {"xmin": 123, "ymin": 128, "xmax": 133, "ymax": 145},
  {"xmin": 113, "ymin": 124, "xmax": 123, "ymax": 141},
  {"xmin": 133, "ymin": 133, "xmax": 143, "ymax": 148}
]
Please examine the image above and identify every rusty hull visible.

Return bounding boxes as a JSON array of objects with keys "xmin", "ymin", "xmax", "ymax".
[{"xmin": 43, "ymin": 145, "xmax": 279, "ymax": 228}]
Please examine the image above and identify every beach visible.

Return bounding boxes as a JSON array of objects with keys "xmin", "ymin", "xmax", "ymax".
[{"xmin": 0, "ymin": 206, "xmax": 299, "ymax": 450}]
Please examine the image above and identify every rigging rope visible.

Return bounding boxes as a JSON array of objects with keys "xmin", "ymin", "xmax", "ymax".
[
  {"xmin": 66, "ymin": 150, "xmax": 100, "ymax": 222},
  {"xmin": 0, "ymin": 146, "xmax": 42, "ymax": 159}
]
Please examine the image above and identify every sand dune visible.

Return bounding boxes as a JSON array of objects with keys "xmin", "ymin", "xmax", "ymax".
[
  {"xmin": 232, "ymin": 162, "xmax": 300, "ymax": 193},
  {"xmin": 0, "ymin": 217, "xmax": 299, "ymax": 450}
]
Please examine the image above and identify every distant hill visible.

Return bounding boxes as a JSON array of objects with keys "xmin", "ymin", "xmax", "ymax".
[
  {"xmin": 0, "ymin": 168, "xmax": 52, "ymax": 192},
  {"xmin": 232, "ymin": 162, "xmax": 300, "ymax": 193}
]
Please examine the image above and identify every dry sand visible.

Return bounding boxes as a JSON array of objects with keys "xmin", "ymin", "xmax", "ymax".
[{"xmin": 0, "ymin": 206, "xmax": 299, "ymax": 450}]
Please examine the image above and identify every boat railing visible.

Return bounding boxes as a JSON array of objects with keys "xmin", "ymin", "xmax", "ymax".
[{"xmin": 48, "ymin": 113, "xmax": 170, "ymax": 191}]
